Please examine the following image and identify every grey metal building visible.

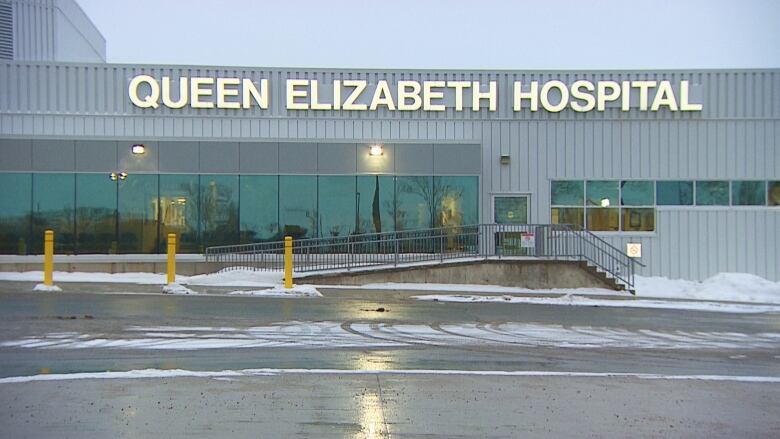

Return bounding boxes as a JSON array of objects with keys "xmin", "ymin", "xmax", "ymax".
[{"xmin": 0, "ymin": 0, "xmax": 778, "ymax": 281}]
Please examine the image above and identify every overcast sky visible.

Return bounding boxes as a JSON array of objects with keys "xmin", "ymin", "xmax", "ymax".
[{"xmin": 76, "ymin": 0, "xmax": 780, "ymax": 70}]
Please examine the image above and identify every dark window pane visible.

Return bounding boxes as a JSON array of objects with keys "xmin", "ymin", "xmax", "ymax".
[
  {"xmin": 357, "ymin": 175, "xmax": 394, "ymax": 234},
  {"xmin": 586, "ymin": 181, "xmax": 619, "ymax": 207},
  {"xmin": 159, "ymin": 174, "xmax": 199, "ymax": 252},
  {"xmin": 0, "ymin": 173, "xmax": 31, "ymax": 254},
  {"xmin": 621, "ymin": 181, "xmax": 653, "ymax": 206},
  {"xmin": 435, "ymin": 176, "xmax": 478, "ymax": 227},
  {"xmin": 31, "ymin": 173, "xmax": 75, "ymax": 254},
  {"xmin": 319, "ymin": 176, "xmax": 356, "ymax": 237},
  {"xmin": 76, "ymin": 174, "xmax": 116, "ymax": 253},
  {"xmin": 279, "ymin": 175, "xmax": 316, "ymax": 238},
  {"xmin": 201, "ymin": 175, "xmax": 238, "ymax": 247},
  {"xmin": 656, "ymin": 181, "xmax": 693, "ymax": 205},
  {"xmin": 396, "ymin": 176, "xmax": 433, "ymax": 231},
  {"xmin": 494, "ymin": 197, "xmax": 528, "ymax": 224},
  {"xmin": 551, "ymin": 207, "xmax": 584, "ymax": 227},
  {"xmin": 769, "ymin": 181, "xmax": 780, "ymax": 206},
  {"xmin": 621, "ymin": 208, "xmax": 655, "ymax": 231},
  {"xmin": 551, "ymin": 180, "xmax": 583, "ymax": 206},
  {"xmin": 240, "ymin": 175, "xmax": 278, "ymax": 242},
  {"xmin": 586, "ymin": 207, "xmax": 619, "ymax": 231},
  {"xmin": 118, "ymin": 174, "xmax": 158, "ymax": 253},
  {"xmin": 696, "ymin": 181, "xmax": 729, "ymax": 206},
  {"xmin": 732, "ymin": 181, "xmax": 766, "ymax": 206}
]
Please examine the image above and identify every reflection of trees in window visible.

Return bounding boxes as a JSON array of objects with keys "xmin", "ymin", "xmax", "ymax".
[{"xmin": 397, "ymin": 177, "xmax": 468, "ymax": 230}]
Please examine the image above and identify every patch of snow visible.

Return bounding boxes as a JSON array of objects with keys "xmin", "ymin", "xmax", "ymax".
[
  {"xmin": 360, "ymin": 282, "xmax": 616, "ymax": 296},
  {"xmin": 227, "ymin": 285, "xmax": 321, "ymax": 298},
  {"xmin": 634, "ymin": 273, "xmax": 780, "ymax": 304},
  {"xmin": 32, "ymin": 283, "xmax": 62, "ymax": 292},
  {"xmin": 412, "ymin": 294, "xmax": 780, "ymax": 314},
  {"xmin": 184, "ymin": 268, "xmax": 282, "ymax": 287},
  {"xmin": 162, "ymin": 283, "xmax": 198, "ymax": 295},
  {"xmin": 2, "ymin": 368, "xmax": 780, "ymax": 384}
]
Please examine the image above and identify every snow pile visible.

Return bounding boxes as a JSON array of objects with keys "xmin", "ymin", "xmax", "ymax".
[
  {"xmin": 185, "ymin": 268, "xmax": 282, "ymax": 287},
  {"xmin": 162, "ymin": 283, "xmax": 198, "ymax": 295},
  {"xmin": 227, "ymin": 285, "xmax": 322, "ymax": 298},
  {"xmin": 32, "ymin": 283, "xmax": 62, "ymax": 292},
  {"xmin": 635, "ymin": 273, "xmax": 780, "ymax": 304}
]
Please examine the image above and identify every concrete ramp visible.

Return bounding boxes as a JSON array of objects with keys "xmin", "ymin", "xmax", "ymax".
[{"xmin": 299, "ymin": 259, "xmax": 625, "ymax": 291}]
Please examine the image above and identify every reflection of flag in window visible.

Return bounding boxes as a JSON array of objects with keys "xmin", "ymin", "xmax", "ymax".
[{"xmin": 372, "ymin": 175, "xmax": 382, "ymax": 233}]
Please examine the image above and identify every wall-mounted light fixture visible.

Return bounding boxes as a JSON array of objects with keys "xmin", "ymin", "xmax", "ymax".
[
  {"xmin": 500, "ymin": 154, "xmax": 511, "ymax": 164},
  {"xmin": 110, "ymin": 172, "xmax": 128, "ymax": 181},
  {"xmin": 131, "ymin": 144, "xmax": 146, "ymax": 155},
  {"xmin": 369, "ymin": 144, "xmax": 384, "ymax": 157}
]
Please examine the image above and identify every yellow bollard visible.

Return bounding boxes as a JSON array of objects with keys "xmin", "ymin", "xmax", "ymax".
[
  {"xmin": 167, "ymin": 233, "xmax": 176, "ymax": 285},
  {"xmin": 43, "ymin": 230, "xmax": 54, "ymax": 286},
  {"xmin": 284, "ymin": 236, "xmax": 293, "ymax": 289}
]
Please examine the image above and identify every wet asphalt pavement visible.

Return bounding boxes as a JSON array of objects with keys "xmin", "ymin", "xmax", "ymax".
[{"xmin": 1, "ymin": 280, "xmax": 779, "ymax": 437}]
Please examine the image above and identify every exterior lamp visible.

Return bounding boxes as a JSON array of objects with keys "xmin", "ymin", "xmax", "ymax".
[
  {"xmin": 131, "ymin": 144, "xmax": 146, "ymax": 155},
  {"xmin": 118, "ymin": 172, "xmax": 128, "ymax": 180},
  {"xmin": 600, "ymin": 198, "xmax": 610, "ymax": 207},
  {"xmin": 109, "ymin": 172, "xmax": 118, "ymax": 181},
  {"xmin": 368, "ymin": 144, "xmax": 384, "ymax": 157}
]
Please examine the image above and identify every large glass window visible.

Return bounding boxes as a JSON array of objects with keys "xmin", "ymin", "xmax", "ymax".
[
  {"xmin": 494, "ymin": 196, "xmax": 528, "ymax": 224},
  {"xmin": 319, "ymin": 176, "xmax": 356, "ymax": 237},
  {"xmin": 586, "ymin": 180, "xmax": 619, "ymax": 207},
  {"xmin": 770, "ymin": 181, "xmax": 780, "ymax": 206},
  {"xmin": 200, "ymin": 175, "xmax": 239, "ymax": 248},
  {"xmin": 696, "ymin": 181, "xmax": 729, "ymax": 206},
  {"xmin": 0, "ymin": 173, "xmax": 31, "ymax": 254},
  {"xmin": 279, "ymin": 175, "xmax": 317, "ymax": 238},
  {"xmin": 118, "ymin": 174, "xmax": 158, "ymax": 253},
  {"xmin": 76, "ymin": 174, "xmax": 117, "ymax": 253},
  {"xmin": 31, "ymin": 173, "xmax": 75, "ymax": 253},
  {"xmin": 356, "ymin": 175, "xmax": 395, "ymax": 234},
  {"xmin": 622, "ymin": 208, "xmax": 654, "ymax": 232},
  {"xmin": 240, "ymin": 175, "xmax": 279, "ymax": 242},
  {"xmin": 159, "ymin": 174, "xmax": 200, "ymax": 252},
  {"xmin": 396, "ymin": 176, "xmax": 433, "ymax": 231},
  {"xmin": 731, "ymin": 181, "xmax": 766, "ymax": 206},
  {"xmin": 586, "ymin": 208, "xmax": 619, "ymax": 231},
  {"xmin": 435, "ymin": 176, "xmax": 478, "ymax": 227},
  {"xmin": 656, "ymin": 181, "xmax": 693, "ymax": 205},
  {"xmin": 620, "ymin": 181, "xmax": 653, "ymax": 206},
  {"xmin": 551, "ymin": 208, "xmax": 584, "ymax": 227},
  {"xmin": 551, "ymin": 181, "xmax": 584, "ymax": 206}
]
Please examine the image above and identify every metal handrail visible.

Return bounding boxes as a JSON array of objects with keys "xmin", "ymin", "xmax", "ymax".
[{"xmin": 205, "ymin": 223, "xmax": 640, "ymax": 292}]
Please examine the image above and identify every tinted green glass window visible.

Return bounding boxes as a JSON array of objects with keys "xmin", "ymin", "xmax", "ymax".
[
  {"xmin": 494, "ymin": 197, "xmax": 528, "ymax": 224},
  {"xmin": 621, "ymin": 181, "xmax": 653, "ymax": 206},
  {"xmin": 31, "ymin": 173, "xmax": 75, "ymax": 253},
  {"xmin": 731, "ymin": 181, "xmax": 766, "ymax": 206},
  {"xmin": 396, "ymin": 176, "xmax": 433, "ymax": 231},
  {"xmin": 696, "ymin": 181, "xmax": 729, "ymax": 206},
  {"xmin": 159, "ymin": 175, "xmax": 199, "ymax": 252},
  {"xmin": 586, "ymin": 207, "xmax": 619, "ymax": 231},
  {"xmin": 769, "ymin": 181, "xmax": 780, "ymax": 206},
  {"xmin": 551, "ymin": 181, "xmax": 584, "ymax": 206},
  {"xmin": 435, "ymin": 176, "xmax": 478, "ymax": 227},
  {"xmin": 319, "ymin": 176, "xmax": 356, "ymax": 237},
  {"xmin": 0, "ymin": 173, "xmax": 31, "ymax": 254},
  {"xmin": 279, "ymin": 175, "xmax": 317, "ymax": 238},
  {"xmin": 201, "ymin": 175, "xmax": 239, "ymax": 247},
  {"xmin": 356, "ymin": 175, "xmax": 395, "ymax": 234},
  {"xmin": 586, "ymin": 181, "xmax": 619, "ymax": 207},
  {"xmin": 240, "ymin": 175, "xmax": 278, "ymax": 242},
  {"xmin": 656, "ymin": 181, "xmax": 693, "ymax": 205},
  {"xmin": 551, "ymin": 207, "xmax": 584, "ymax": 227},
  {"xmin": 118, "ymin": 174, "xmax": 158, "ymax": 253},
  {"xmin": 621, "ymin": 208, "xmax": 655, "ymax": 231},
  {"xmin": 76, "ymin": 174, "xmax": 116, "ymax": 253}
]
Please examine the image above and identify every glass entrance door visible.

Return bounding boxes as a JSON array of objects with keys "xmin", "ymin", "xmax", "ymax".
[{"xmin": 493, "ymin": 196, "xmax": 530, "ymax": 255}]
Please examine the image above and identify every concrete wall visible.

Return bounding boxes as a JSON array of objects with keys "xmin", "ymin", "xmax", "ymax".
[{"xmin": 301, "ymin": 260, "xmax": 620, "ymax": 290}]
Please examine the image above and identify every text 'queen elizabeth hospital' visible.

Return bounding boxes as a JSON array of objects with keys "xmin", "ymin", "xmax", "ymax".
[{"xmin": 0, "ymin": 0, "xmax": 778, "ymax": 281}]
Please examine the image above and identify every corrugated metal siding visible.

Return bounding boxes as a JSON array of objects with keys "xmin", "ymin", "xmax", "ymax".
[
  {"xmin": 0, "ymin": 64, "xmax": 778, "ymax": 280},
  {"xmin": 10, "ymin": 0, "xmax": 55, "ymax": 61}
]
